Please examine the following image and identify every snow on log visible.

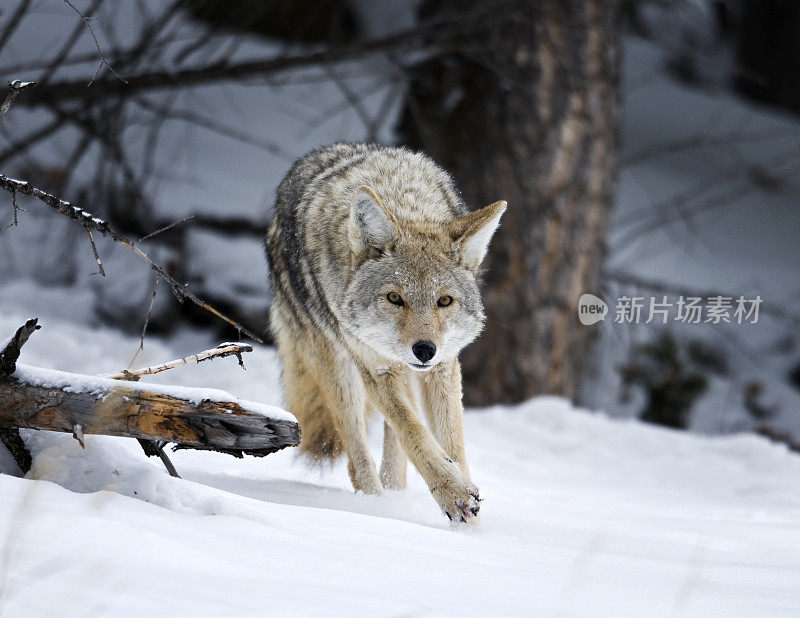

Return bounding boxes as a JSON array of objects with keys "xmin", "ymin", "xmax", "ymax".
[
  {"xmin": 0, "ymin": 319, "xmax": 299, "ymax": 459},
  {"xmin": 0, "ymin": 364, "xmax": 299, "ymax": 457}
]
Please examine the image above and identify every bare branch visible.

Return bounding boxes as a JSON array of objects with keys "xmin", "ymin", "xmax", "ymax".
[
  {"xmin": 0, "ymin": 428, "xmax": 31, "ymax": 473},
  {"xmin": 0, "ymin": 318, "xmax": 41, "ymax": 376},
  {"xmin": 297, "ymin": 75, "xmax": 393, "ymax": 140},
  {"xmin": 54, "ymin": 105, "xmax": 151, "ymax": 211},
  {"xmin": 86, "ymin": 229, "xmax": 105, "ymax": 276},
  {"xmin": 0, "ymin": 0, "xmax": 183, "ymax": 83},
  {"xmin": 132, "ymin": 96, "xmax": 294, "ymax": 161},
  {"xmin": 0, "ymin": 0, "xmax": 32, "ymax": 56},
  {"xmin": 135, "ymin": 437, "xmax": 181, "ymax": 478},
  {"xmin": 0, "ymin": 117, "xmax": 64, "ymax": 167},
  {"xmin": 21, "ymin": 2, "xmax": 522, "ymax": 107},
  {"xmin": 0, "ymin": 318, "xmax": 38, "ymax": 473},
  {"xmin": 135, "ymin": 216, "xmax": 194, "ymax": 245},
  {"xmin": 0, "ymin": 172, "xmax": 21, "ymax": 230},
  {"xmin": 0, "ymin": 173, "xmax": 264, "ymax": 343},
  {"xmin": 614, "ymin": 146, "xmax": 800, "ymax": 249},
  {"xmin": 623, "ymin": 128, "xmax": 797, "ymax": 166},
  {"xmin": 324, "ymin": 64, "xmax": 375, "ymax": 138},
  {"xmin": 62, "ymin": 0, "xmax": 126, "ymax": 85},
  {"xmin": 39, "ymin": 0, "xmax": 104, "ymax": 86},
  {"xmin": 105, "ymin": 342, "xmax": 253, "ymax": 381},
  {"xmin": 0, "ymin": 80, "xmax": 36, "ymax": 123},
  {"xmin": 134, "ymin": 278, "xmax": 158, "ymax": 358}
]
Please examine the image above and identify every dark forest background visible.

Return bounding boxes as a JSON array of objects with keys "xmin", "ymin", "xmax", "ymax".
[{"xmin": 1, "ymin": 0, "xmax": 799, "ymax": 442}]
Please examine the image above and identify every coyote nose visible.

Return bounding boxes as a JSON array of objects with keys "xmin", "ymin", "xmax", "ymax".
[{"xmin": 412, "ymin": 340, "xmax": 436, "ymax": 363}]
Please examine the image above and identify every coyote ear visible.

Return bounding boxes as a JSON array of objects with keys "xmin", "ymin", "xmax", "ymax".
[
  {"xmin": 449, "ymin": 200, "xmax": 507, "ymax": 270},
  {"xmin": 349, "ymin": 186, "xmax": 397, "ymax": 254}
]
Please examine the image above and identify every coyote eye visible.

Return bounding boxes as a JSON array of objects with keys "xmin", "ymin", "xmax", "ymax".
[
  {"xmin": 387, "ymin": 292, "xmax": 404, "ymax": 306},
  {"xmin": 437, "ymin": 295, "xmax": 453, "ymax": 307}
]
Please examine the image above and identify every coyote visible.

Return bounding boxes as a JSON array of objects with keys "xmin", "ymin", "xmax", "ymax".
[{"xmin": 267, "ymin": 143, "xmax": 505, "ymax": 522}]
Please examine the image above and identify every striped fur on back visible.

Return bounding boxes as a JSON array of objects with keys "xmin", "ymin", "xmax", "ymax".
[{"xmin": 267, "ymin": 143, "xmax": 466, "ymax": 338}]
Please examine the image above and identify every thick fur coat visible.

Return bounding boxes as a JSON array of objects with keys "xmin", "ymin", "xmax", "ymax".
[{"xmin": 267, "ymin": 143, "xmax": 505, "ymax": 522}]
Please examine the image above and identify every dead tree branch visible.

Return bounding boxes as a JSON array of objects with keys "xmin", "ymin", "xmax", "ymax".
[
  {"xmin": 132, "ymin": 97, "xmax": 294, "ymax": 161},
  {"xmin": 614, "ymin": 145, "xmax": 800, "ymax": 251},
  {"xmin": 0, "ymin": 0, "xmax": 32, "ymax": 57},
  {"xmin": 0, "ymin": 174, "xmax": 264, "ymax": 343},
  {"xmin": 107, "ymin": 340, "xmax": 253, "ymax": 476},
  {"xmin": 86, "ymin": 229, "xmax": 105, "ymax": 276},
  {"xmin": 135, "ymin": 216, "xmax": 194, "ymax": 245},
  {"xmin": 0, "ymin": 367, "xmax": 299, "ymax": 457},
  {"xmin": 0, "ymin": 318, "xmax": 40, "ymax": 474},
  {"xmin": 134, "ymin": 278, "xmax": 159, "ymax": 356},
  {"xmin": 623, "ymin": 128, "xmax": 797, "ymax": 167},
  {"xmin": 0, "ymin": 427, "xmax": 32, "ymax": 474},
  {"xmin": 40, "ymin": 0, "xmax": 104, "ymax": 86},
  {"xmin": 0, "ymin": 318, "xmax": 40, "ymax": 376},
  {"xmin": 20, "ymin": 1, "xmax": 521, "ymax": 108},
  {"xmin": 62, "ymin": 0, "xmax": 126, "ymax": 85},
  {"xmin": 0, "ymin": 321, "xmax": 298, "ymax": 460},
  {"xmin": 106, "ymin": 342, "xmax": 253, "ymax": 381},
  {"xmin": 0, "ymin": 80, "xmax": 36, "ymax": 123}
]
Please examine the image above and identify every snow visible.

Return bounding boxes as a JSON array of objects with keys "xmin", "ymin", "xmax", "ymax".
[
  {"xmin": 0, "ymin": 305, "xmax": 799, "ymax": 616},
  {"xmin": 185, "ymin": 228, "xmax": 272, "ymax": 314},
  {"xmin": 11, "ymin": 363, "xmax": 294, "ymax": 422},
  {"xmin": 0, "ymin": 6, "xmax": 799, "ymax": 614}
]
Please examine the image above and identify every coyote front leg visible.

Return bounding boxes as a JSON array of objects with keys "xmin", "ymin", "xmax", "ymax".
[
  {"xmin": 419, "ymin": 358, "xmax": 470, "ymax": 480},
  {"xmin": 305, "ymin": 340, "xmax": 382, "ymax": 494},
  {"xmin": 380, "ymin": 421, "xmax": 407, "ymax": 490},
  {"xmin": 361, "ymin": 367, "xmax": 479, "ymax": 522}
]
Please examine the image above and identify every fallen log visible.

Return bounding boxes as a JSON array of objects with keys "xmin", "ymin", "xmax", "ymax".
[
  {"xmin": 0, "ymin": 364, "xmax": 298, "ymax": 457},
  {"xmin": 105, "ymin": 341, "xmax": 257, "ymax": 476},
  {"xmin": 0, "ymin": 320, "xmax": 299, "ymax": 465}
]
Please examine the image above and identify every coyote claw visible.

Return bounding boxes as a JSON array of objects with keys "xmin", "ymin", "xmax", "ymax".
[{"xmin": 432, "ymin": 469, "xmax": 481, "ymax": 524}]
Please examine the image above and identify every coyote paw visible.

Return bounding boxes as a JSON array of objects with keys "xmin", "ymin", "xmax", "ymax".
[{"xmin": 431, "ymin": 467, "xmax": 480, "ymax": 523}]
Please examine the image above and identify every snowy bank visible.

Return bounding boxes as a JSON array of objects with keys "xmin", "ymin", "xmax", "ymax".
[{"xmin": 0, "ymin": 309, "xmax": 798, "ymax": 616}]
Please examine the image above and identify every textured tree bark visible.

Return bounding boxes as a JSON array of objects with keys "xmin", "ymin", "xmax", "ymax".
[
  {"xmin": 0, "ymin": 428, "xmax": 31, "ymax": 473},
  {"xmin": 0, "ymin": 371, "xmax": 300, "ymax": 457},
  {"xmin": 399, "ymin": 0, "xmax": 621, "ymax": 405},
  {"xmin": 0, "ymin": 318, "xmax": 41, "ymax": 472},
  {"xmin": 0, "ymin": 320, "xmax": 298, "ymax": 467}
]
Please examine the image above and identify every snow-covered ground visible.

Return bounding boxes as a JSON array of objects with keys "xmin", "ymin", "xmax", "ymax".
[
  {"xmin": 1, "ymin": 302, "xmax": 799, "ymax": 617},
  {"xmin": 1, "ymin": 5, "xmax": 800, "ymax": 614}
]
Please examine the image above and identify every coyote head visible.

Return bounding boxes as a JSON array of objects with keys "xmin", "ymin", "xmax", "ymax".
[{"xmin": 343, "ymin": 186, "xmax": 506, "ymax": 371}]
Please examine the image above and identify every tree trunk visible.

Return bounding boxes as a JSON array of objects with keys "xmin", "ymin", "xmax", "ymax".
[
  {"xmin": 735, "ymin": 0, "xmax": 800, "ymax": 116},
  {"xmin": 398, "ymin": 0, "xmax": 620, "ymax": 405}
]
